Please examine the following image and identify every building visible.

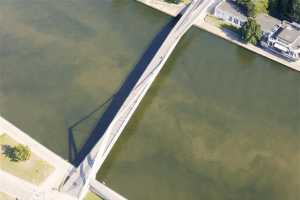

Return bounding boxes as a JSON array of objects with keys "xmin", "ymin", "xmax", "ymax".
[
  {"xmin": 261, "ymin": 21, "xmax": 300, "ymax": 61},
  {"xmin": 255, "ymin": 13, "xmax": 281, "ymax": 36},
  {"xmin": 214, "ymin": 1, "xmax": 281, "ymax": 32},
  {"xmin": 213, "ymin": 0, "xmax": 300, "ymax": 61},
  {"xmin": 214, "ymin": 0, "xmax": 247, "ymax": 28}
]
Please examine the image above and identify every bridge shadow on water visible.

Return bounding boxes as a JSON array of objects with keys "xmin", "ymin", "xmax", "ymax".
[{"xmin": 69, "ymin": 15, "xmax": 181, "ymax": 167}]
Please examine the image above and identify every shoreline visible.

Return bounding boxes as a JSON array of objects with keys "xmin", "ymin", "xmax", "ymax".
[
  {"xmin": 137, "ymin": 0, "xmax": 186, "ymax": 16},
  {"xmin": 137, "ymin": 0, "xmax": 300, "ymax": 72},
  {"xmin": 0, "ymin": 116, "xmax": 73, "ymax": 199},
  {"xmin": 0, "ymin": 116, "xmax": 72, "ymax": 187},
  {"xmin": 0, "ymin": 116, "xmax": 106, "ymax": 200}
]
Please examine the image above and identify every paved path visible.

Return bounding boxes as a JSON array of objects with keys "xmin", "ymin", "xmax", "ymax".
[
  {"xmin": 0, "ymin": 170, "xmax": 36, "ymax": 200},
  {"xmin": 90, "ymin": 180, "xmax": 127, "ymax": 200},
  {"xmin": 0, "ymin": 116, "xmax": 117, "ymax": 200},
  {"xmin": 0, "ymin": 170, "xmax": 76, "ymax": 200},
  {"xmin": 137, "ymin": 0, "xmax": 186, "ymax": 16},
  {"xmin": 60, "ymin": 0, "xmax": 214, "ymax": 199},
  {"xmin": 198, "ymin": 19, "xmax": 300, "ymax": 71},
  {"xmin": 0, "ymin": 117, "xmax": 72, "ymax": 191},
  {"xmin": 0, "ymin": 117, "xmax": 76, "ymax": 200}
]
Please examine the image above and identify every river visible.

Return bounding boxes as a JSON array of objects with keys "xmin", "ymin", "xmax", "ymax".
[{"xmin": 0, "ymin": 0, "xmax": 299, "ymax": 200}]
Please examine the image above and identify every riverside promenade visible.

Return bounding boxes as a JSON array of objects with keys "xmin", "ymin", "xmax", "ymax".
[
  {"xmin": 138, "ymin": 0, "xmax": 300, "ymax": 72},
  {"xmin": 0, "ymin": 116, "xmax": 122, "ymax": 200},
  {"xmin": 0, "ymin": 116, "xmax": 74, "ymax": 200}
]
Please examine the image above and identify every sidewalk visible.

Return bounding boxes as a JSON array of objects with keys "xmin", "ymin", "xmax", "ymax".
[
  {"xmin": 0, "ymin": 116, "xmax": 74, "ymax": 199},
  {"xmin": 197, "ymin": 19, "xmax": 300, "ymax": 71},
  {"xmin": 137, "ymin": 0, "xmax": 185, "ymax": 16},
  {"xmin": 0, "ymin": 116, "xmax": 115, "ymax": 200},
  {"xmin": 0, "ymin": 116, "xmax": 72, "ymax": 190},
  {"xmin": 0, "ymin": 170, "xmax": 36, "ymax": 200}
]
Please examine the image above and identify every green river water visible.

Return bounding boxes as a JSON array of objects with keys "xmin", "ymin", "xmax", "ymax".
[{"xmin": 0, "ymin": 0, "xmax": 299, "ymax": 200}]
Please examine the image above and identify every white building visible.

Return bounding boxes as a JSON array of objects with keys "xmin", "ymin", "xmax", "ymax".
[
  {"xmin": 214, "ymin": 0, "xmax": 247, "ymax": 28},
  {"xmin": 213, "ymin": 0, "xmax": 300, "ymax": 61},
  {"xmin": 261, "ymin": 21, "xmax": 300, "ymax": 61}
]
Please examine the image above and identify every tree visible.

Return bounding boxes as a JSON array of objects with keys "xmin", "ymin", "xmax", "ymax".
[
  {"xmin": 13, "ymin": 145, "xmax": 31, "ymax": 161},
  {"xmin": 288, "ymin": 0, "xmax": 300, "ymax": 22},
  {"xmin": 268, "ymin": 0, "xmax": 300, "ymax": 23},
  {"xmin": 254, "ymin": 0, "xmax": 269, "ymax": 14},
  {"xmin": 268, "ymin": 0, "xmax": 290, "ymax": 18},
  {"xmin": 237, "ymin": 0, "xmax": 257, "ymax": 17},
  {"xmin": 237, "ymin": 0, "xmax": 269, "ymax": 16},
  {"xmin": 268, "ymin": 0, "xmax": 281, "ymax": 17},
  {"xmin": 4, "ymin": 144, "xmax": 32, "ymax": 162},
  {"xmin": 240, "ymin": 18, "xmax": 262, "ymax": 45},
  {"xmin": 165, "ymin": 0, "xmax": 183, "ymax": 4}
]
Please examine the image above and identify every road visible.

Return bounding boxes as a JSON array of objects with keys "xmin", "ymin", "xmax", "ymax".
[{"xmin": 60, "ymin": 0, "xmax": 213, "ymax": 199}]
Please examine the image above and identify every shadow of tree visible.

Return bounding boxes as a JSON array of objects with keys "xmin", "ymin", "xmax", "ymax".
[{"xmin": 1, "ymin": 144, "xmax": 16, "ymax": 161}]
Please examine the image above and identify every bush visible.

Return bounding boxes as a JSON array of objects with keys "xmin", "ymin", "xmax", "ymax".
[
  {"xmin": 254, "ymin": 0, "xmax": 269, "ymax": 14},
  {"xmin": 13, "ymin": 145, "xmax": 31, "ymax": 161},
  {"xmin": 220, "ymin": 23, "xmax": 241, "ymax": 34},
  {"xmin": 4, "ymin": 144, "xmax": 31, "ymax": 162},
  {"xmin": 268, "ymin": 0, "xmax": 300, "ymax": 23},
  {"xmin": 240, "ymin": 18, "xmax": 262, "ymax": 45},
  {"xmin": 237, "ymin": 0, "xmax": 257, "ymax": 17},
  {"xmin": 165, "ymin": 0, "xmax": 182, "ymax": 4},
  {"xmin": 237, "ymin": 0, "xmax": 269, "ymax": 16}
]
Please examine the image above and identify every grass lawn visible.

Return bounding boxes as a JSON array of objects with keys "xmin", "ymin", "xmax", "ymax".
[
  {"xmin": 84, "ymin": 191, "xmax": 103, "ymax": 200},
  {"xmin": 164, "ymin": 0, "xmax": 190, "ymax": 4},
  {"xmin": 205, "ymin": 14, "xmax": 241, "ymax": 34},
  {"xmin": 0, "ymin": 134, "xmax": 54, "ymax": 185},
  {"xmin": 0, "ymin": 192, "xmax": 15, "ymax": 200},
  {"xmin": 205, "ymin": 14, "xmax": 225, "ymax": 27},
  {"xmin": 181, "ymin": 0, "xmax": 191, "ymax": 4}
]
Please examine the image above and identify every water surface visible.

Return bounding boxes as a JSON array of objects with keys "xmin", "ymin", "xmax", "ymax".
[
  {"xmin": 0, "ymin": 0, "xmax": 169, "ymax": 157},
  {"xmin": 98, "ymin": 28, "xmax": 300, "ymax": 199},
  {"xmin": 0, "ymin": 0, "xmax": 299, "ymax": 199}
]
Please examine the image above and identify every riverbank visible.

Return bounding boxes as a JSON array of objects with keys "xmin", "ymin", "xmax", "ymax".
[
  {"xmin": 0, "ymin": 116, "xmax": 104, "ymax": 200},
  {"xmin": 0, "ymin": 134, "xmax": 54, "ymax": 185},
  {"xmin": 137, "ymin": 0, "xmax": 300, "ymax": 72},
  {"xmin": 0, "ymin": 116, "xmax": 74, "ymax": 199},
  {"xmin": 137, "ymin": 0, "xmax": 186, "ymax": 16}
]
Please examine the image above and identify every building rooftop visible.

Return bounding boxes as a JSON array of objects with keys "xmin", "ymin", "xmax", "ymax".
[
  {"xmin": 256, "ymin": 13, "xmax": 281, "ymax": 33},
  {"xmin": 291, "ymin": 37, "xmax": 300, "ymax": 50},
  {"xmin": 217, "ymin": 0, "xmax": 247, "ymax": 21},
  {"xmin": 271, "ymin": 22, "xmax": 300, "ymax": 50},
  {"xmin": 278, "ymin": 26, "xmax": 300, "ymax": 44}
]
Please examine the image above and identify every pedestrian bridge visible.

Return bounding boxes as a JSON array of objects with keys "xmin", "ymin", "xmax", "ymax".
[{"xmin": 60, "ymin": 0, "xmax": 212, "ymax": 199}]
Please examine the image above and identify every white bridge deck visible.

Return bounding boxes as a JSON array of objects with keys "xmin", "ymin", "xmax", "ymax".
[{"xmin": 60, "ymin": 0, "xmax": 212, "ymax": 199}]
